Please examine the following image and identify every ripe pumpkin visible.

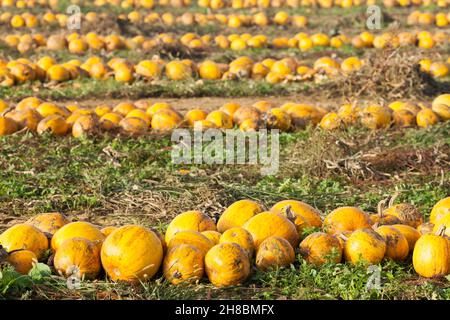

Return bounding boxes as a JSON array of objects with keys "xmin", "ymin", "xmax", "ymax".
[
  {"xmin": 54, "ymin": 238, "xmax": 101, "ymax": 280},
  {"xmin": 360, "ymin": 105, "xmax": 392, "ymax": 129},
  {"xmin": 26, "ymin": 212, "xmax": 69, "ymax": 236},
  {"xmin": 265, "ymin": 108, "xmax": 291, "ymax": 131},
  {"xmin": 232, "ymin": 106, "xmax": 261, "ymax": 126},
  {"xmin": 344, "ymin": 228, "xmax": 386, "ymax": 265},
  {"xmin": 165, "ymin": 61, "xmax": 192, "ymax": 80},
  {"xmin": 184, "ymin": 109, "xmax": 208, "ymax": 126},
  {"xmin": 0, "ymin": 224, "xmax": 48, "ymax": 260},
  {"xmin": 391, "ymin": 224, "xmax": 421, "ymax": 252},
  {"xmin": 369, "ymin": 211, "xmax": 401, "ymax": 226},
  {"xmin": 100, "ymin": 112, "xmax": 123, "ymax": 131},
  {"xmin": 165, "ymin": 210, "xmax": 216, "ymax": 244},
  {"xmin": 101, "ymin": 225, "xmax": 163, "ymax": 282},
  {"xmin": 383, "ymin": 203, "xmax": 423, "ymax": 228},
  {"xmin": 72, "ymin": 115, "xmax": 99, "ymax": 138},
  {"xmin": 163, "ymin": 244, "xmax": 204, "ymax": 285},
  {"xmin": 416, "ymin": 109, "xmax": 440, "ymax": 128},
  {"xmin": 217, "ymin": 199, "xmax": 263, "ymax": 233},
  {"xmin": 119, "ymin": 117, "xmax": 148, "ymax": 136},
  {"xmin": 255, "ymin": 236, "xmax": 295, "ymax": 271},
  {"xmin": 51, "ymin": 221, "xmax": 105, "ymax": 252},
  {"xmin": 0, "ymin": 116, "xmax": 19, "ymax": 136},
  {"xmin": 5, "ymin": 109, "xmax": 42, "ymax": 131},
  {"xmin": 323, "ymin": 207, "xmax": 372, "ymax": 234},
  {"xmin": 205, "ymin": 242, "xmax": 251, "ymax": 287},
  {"xmin": 286, "ymin": 104, "xmax": 322, "ymax": 129},
  {"xmin": 271, "ymin": 200, "xmax": 322, "ymax": 231},
  {"xmin": 219, "ymin": 227, "xmax": 254, "ymax": 258},
  {"xmin": 101, "ymin": 226, "xmax": 117, "ymax": 237},
  {"xmin": 7, "ymin": 250, "xmax": 37, "ymax": 275},
  {"xmin": 375, "ymin": 226, "xmax": 409, "ymax": 261},
  {"xmin": 299, "ymin": 232, "xmax": 342, "ymax": 265},
  {"xmin": 37, "ymin": 115, "xmax": 70, "ymax": 136},
  {"xmin": 430, "ymin": 197, "xmax": 450, "ymax": 225},
  {"xmin": 151, "ymin": 109, "xmax": 182, "ymax": 132},
  {"xmin": 432, "ymin": 214, "xmax": 450, "ymax": 237},
  {"xmin": 219, "ymin": 102, "xmax": 241, "ymax": 117},
  {"xmin": 201, "ymin": 230, "xmax": 222, "ymax": 245},
  {"xmin": 243, "ymin": 211, "xmax": 299, "ymax": 248},
  {"xmin": 205, "ymin": 110, "xmax": 233, "ymax": 129},
  {"xmin": 167, "ymin": 230, "xmax": 214, "ymax": 256}
]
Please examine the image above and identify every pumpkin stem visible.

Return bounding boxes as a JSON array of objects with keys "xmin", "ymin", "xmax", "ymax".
[
  {"xmin": 436, "ymin": 225, "xmax": 447, "ymax": 237},
  {"xmin": 0, "ymin": 245, "xmax": 8, "ymax": 263},
  {"xmin": 388, "ymin": 192, "xmax": 400, "ymax": 208},
  {"xmin": 283, "ymin": 205, "xmax": 296, "ymax": 222},
  {"xmin": 337, "ymin": 233, "xmax": 348, "ymax": 242},
  {"xmin": 0, "ymin": 106, "xmax": 14, "ymax": 117},
  {"xmin": 377, "ymin": 199, "xmax": 387, "ymax": 217}
]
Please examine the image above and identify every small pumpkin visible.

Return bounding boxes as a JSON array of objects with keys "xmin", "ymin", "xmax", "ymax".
[
  {"xmin": 344, "ymin": 228, "xmax": 386, "ymax": 265},
  {"xmin": 417, "ymin": 222, "xmax": 435, "ymax": 235},
  {"xmin": 100, "ymin": 226, "xmax": 117, "ymax": 237},
  {"xmin": 201, "ymin": 231, "xmax": 222, "ymax": 245},
  {"xmin": 205, "ymin": 242, "xmax": 251, "ymax": 287},
  {"xmin": 370, "ymin": 211, "xmax": 401, "ymax": 226},
  {"xmin": 7, "ymin": 250, "xmax": 37, "ymax": 275},
  {"xmin": 375, "ymin": 226, "xmax": 409, "ymax": 261},
  {"xmin": 101, "ymin": 225, "xmax": 163, "ymax": 282},
  {"xmin": 383, "ymin": 203, "xmax": 423, "ymax": 228},
  {"xmin": 167, "ymin": 230, "xmax": 214, "ymax": 256},
  {"xmin": 323, "ymin": 207, "xmax": 372, "ymax": 234},
  {"xmin": 391, "ymin": 224, "xmax": 421, "ymax": 252},
  {"xmin": 413, "ymin": 227, "xmax": 450, "ymax": 278},
  {"xmin": 54, "ymin": 238, "xmax": 101, "ymax": 280},
  {"xmin": 255, "ymin": 236, "xmax": 295, "ymax": 271},
  {"xmin": 163, "ymin": 244, "xmax": 204, "ymax": 285},
  {"xmin": 0, "ymin": 224, "xmax": 48, "ymax": 260},
  {"xmin": 243, "ymin": 211, "xmax": 299, "ymax": 248},
  {"xmin": 25, "ymin": 212, "xmax": 69, "ymax": 236},
  {"xmin": 270, "ymin": 200, "xmax": 322, "ymax": 231},
  {"xmin": 299, "ymin": 232, "xmax": 342, "ymax": 266},
  {"xmin": 165, "ymin": 210, "xmax": 216, "ymax": 244},
  {"xmin": 429, "ymin": 197, "xmax": 450, "ymax": 225},
  {"xmin": 51, "ymin": 221, "xmax": 105, "ymax": 252},
  {"xmin": 219, "ymin": 227, "xmax": 254, "ymax": 258},
  {"xmin": 217, "ymin": 199, "xmax": 263, "ymax": 233}
]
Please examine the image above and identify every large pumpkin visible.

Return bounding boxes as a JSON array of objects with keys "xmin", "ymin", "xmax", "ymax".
[
  {"xmin": 101, "ymin": 225, "xmax": 163, "ymax": 282},
  {"xmin": 243, "ymin": 211, "xmax": 299, "ymax": 248},
  {"xmin": 344, "ymin": 228, "xmax": 386, "ymax": 265},
  {"xmin": 299, "ymin": 232, "xmax": 342, "ymax": 266},
  {"xmin": 413, "ymin": 227, "xmax": 450, "ymax": 278},
  {"xmin": 54, "ymin": 238, "xmax": 101, "ymax": 280},
  {"xmin": 391, "ymin": 224, "xmax": 421, "ymax": 252},
  {"xmin": 25, "ymin": 212, "xmax": 69, "ymax": 236},
  {"xmin": 255, "ymin": 236, "xmax": 295, "ymax": 271},
  {"xmin": 163, "ymin": 244, "xmax": 204, "ymax": 285},
  {"xmin": 7, "ymin": 250, "xmax": 37, "ymax": 275},
  {"xmin": 205, "ymin": 242, "xmax": 251, "ymax": 287},
  {"xmin": 0, "ymin": 224, "xmax": 48, "ymax": 260},
  {"xmin": 270, "ymin": 200, "xmax": 322, "ymax": 231},
  {"xmin": 375, "ymin": 226, "xmax": 409, "ymax": 261},
  {"xmin": 51, "ymin": 221, "xmax": 105, "ymax": 251},
  {"xmin": 432, "ymin": 213, "xmax": 450, "ymax": 237},
  {"xmin": 323, "ymin": 207, "xmax": 371, "ymax": 234},
  {"xmin": 383, "ymin": 203, "xmax": 423, "ymax": 228},
  {"xmin": 217, "ymin": 199, "xmax": 263, "ymax": 233},
  {"xmin": 165, "ymin": 210, "xmax": 216, "ymax": 244},
  {"xmin": 219, "ymin": 227, "xmax": 254, "ymax": 258},
  {"xmin": 430, "ymin": 197, "xmax": 450, "ymax": 225},
  {"xmin": 167, "ymin": 230, "xmax": 214, "ymax": 256}
]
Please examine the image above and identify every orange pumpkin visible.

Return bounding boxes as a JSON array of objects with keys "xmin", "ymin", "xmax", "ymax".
[
  {"xmin": 201, "ymin": 231, "xmax": 222, "ymax": 245},
  {"xmin": 217, "ymin": 199, "xmax": 263, "ymax": 233},
  {"xmin": 25, "ymin": 212, "xmax": 69, "ymax": 236},
  {"xmin": 255, "ymin": 236, "xmax": 295, "ymax": 271},
  {"xmin": 167, "ymin": 230, "xmax": 214, "ymax": 256},
  {"xmin": 7, "ymin": 250, "xmax": 37, "ymax": 275},
  {"xmin": 219, "ymin": 227, "xmax": 254, "ymax": 258},
  {"xmin": 430, "ymin": 197, "xmax": 450, "ymax": 225},
  {"xmin": 51, "ymin": 221, "xmax": 105, "ymax": 251},
  {"xmin": 163, "ymin": 244, "xmax": 204, "ymax": 285},
  {"xmin": 391, "ymin": 224, "xmax": 421, "ymax": 252},
  {"xmin": 417, "ymin": 222, "xmax": 434, "ymax": 235},
  {"xmin": 383, "ymin": 203, "xmax": 423, "ymax": 228},
  {"xmin": 165, "ymin": 210, "xmax": 216, "ymax": 244},
  {"xmin": 0, "ymin": 224, "xmax": 48, "ymax": 260},
  {"xmin": 375, "ymin": 226, "xmax": 409, "ymax": 261},
  {"xmin": 270, "ymin": 200, "xmax": 322, "ymax": 231},
  {"xmin": 299, "ymin": 232, "xmax": 342, "ymax": 265},
  {"xmin": 101, "ymin": 226, "xmax": 117, "ymax": 237},
  {"xmin": 344, "ymin": 228, "xmax": 386, "ymax": 265},
  {"xmin": 370, "ymin": 211, "xmax": 401, "ymax": 226},
  {"xmin": 323, "ymin": 207, "xmax": 372, "ymax": 234}
]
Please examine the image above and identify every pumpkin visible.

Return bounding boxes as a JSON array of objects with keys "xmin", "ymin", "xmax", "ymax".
[
  {"xmin": 25, "ymin": 212, "xmax": 69, "ymax": 236},
  {"xmin": 432, "ymin": 213, "xmax": 450, "ymax": 237},
  {"xmin": 417, "ymin": 222, "xmax": 434, "ymax": 235},
  {"xmin": 165, "ymin": 210, "xmax": 216, "ymax": 244},
  {"xmin": 205, "ymin": 110, "xmax": 233, "ymax": 129},
  {"xmin": 391, "ymin": 224, "xmax": 421, "ymax": 252},
  {"xmin": 72, "ymin": 115, "xmax": 99, "ymax": 138},
  {"xmin": 101, "ymin": 226, "xmax": 117, "ymax": 237},
  {"xmin": 271, "ymin": 200, "xmax": 322, "ymax": 230},
  {"xmin": 319, "ymin": 112, "xmax": 342, "ymax": 130},
  {"xmin": 100, "ymin": 112, "xmax": 123, "ymax": 131},
  {"xmin": 163, "ymin": 244, "xmax": 204, "ymax": 285},
  {"xmin": 393, "ymin": 109, "xmax": 416, "ymax": 127},
  {"xmin": 101, "ymin": 225, "xmax": 163, "ymax": 282},
  {"xmin": 202, "ymin": 230, "xmax": 222, "ymax": 245},
  {"xmin": 5, "ymin": 108, "xmax": 42, "ymax": 131},
  {"xmin": 360, "ymin": 105, "xmax": 392, "ymax": 129},
  {"xmin": 344, "ymin": 228, "xmax": 386, "ymax": 265},
  {"xmin": 51, "ymin": 221, "xmax": 105, "ymax": 251},
  {"xmin": 430, "ymin": 197, "xmax": 450, "ymax": 225},
  {"xmin": 119, "ymin": 117, "xmax": 148, "ymax": 136},
  {"xmin": 299, "ymin": 232, "xmax": 342, "ymax": 265},
  {"xmin": 219, "ymin": 102, "xmax": 241, "ymax": 117},
  {"xmin": 383, "ymin": 203, "xmax": 423, "ymax": 228},
  {"xmin": 323, "ymin": 207, "xmax": 372, "ymax": 234},
  {"xmin": 167, "ymin": 230, "xmax": 214, "ymax": 256},
  {"xmin": 243, "ymin": 211, "xmax": 299, "ymax": 248},
  {"xmin": 370, "ymin": 211, "xmax": 401, "ymax": 226},
  {"xmin": 0, "ymin": 224, "xmax": 48, "ymax": 260},
  {"xmin": 7, "ymin": 250, "xmax": 37, "ymax": 275},
  {"xmin": 413, "ymin": 227, "xmax": 450, "ymax": 278},
  {"xmin": 217, "ymin": 199, "xmax": 263, "ymax": 233},
  {"xmin": 265, "ymin": 108, "xmax": 291, "ymax": 131},
  {"xmin": 54, "ymin": 238, "xmax": 101, "ymax": 279},
  {"xmin": 219, "ymin": 227, "xmax": 254, "ymax": 258},
  {"xmin": 0, "ymin": 116, "xmax": 19, "ymax": 136},
  {"xmin": 232, "ymin": 106, "xmax": 261, "ymax": 126},
  {"xmin": 287, "ymin": 104, "xmax": 322, "ymax": 129},
  {"xmin": 165, "ymin": 60, "xmax": 192, "ymax": 80},
  {"xmin": 375, "ymin": 226, "xmax": 409, "ymax": 261},
  {"xmin": 416, "ymin": 109, "xmax": 440, "ymax": 128},
  {"xmin": 255, "ymin": 236, "xmax": 295, "ymax": 271},
  {"xmin": 205, "ymin": 242, "xmax": 251, "ymax": 287},
  {"xmin": 151, "ymin": 109, "xmax": 182, "ymax": 132},
  {"xmin": 184, "ymin": 109, "xmax": 208, "ymax": 126},
  {"xmin": 37, "ymin": 115, "xmax": 70, "ymax": 136}
]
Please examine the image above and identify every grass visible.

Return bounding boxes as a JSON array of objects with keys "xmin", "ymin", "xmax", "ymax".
[{"xmin": 0, "ymin": 121, "xmax": 448, "ymax": 300}]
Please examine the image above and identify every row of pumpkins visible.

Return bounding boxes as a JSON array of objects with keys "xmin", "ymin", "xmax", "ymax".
[
  {"xmin": 407, "ymin": 10, "xmax": 450, "ymax": 27},
  {"xmin": 0, "ymin": 196, "xmax": 449, "ymax": 286},
  {"xmin": 0, "ymin": 94, "xmax": 449, "ymax": 137}
]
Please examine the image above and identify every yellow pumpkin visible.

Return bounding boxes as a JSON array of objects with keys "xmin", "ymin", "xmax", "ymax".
[
  {"xmin": 167, "ymin": 230, "xmax": 214, "ymax": 255},
  {"xmin": 383, "ymin": 203, "xmax": 423, "ymax": 228},
  {"xmin": 72, "ymin": 115, "xmax": 99, "ymax": 138},
  {"xmin": 7, "ymin": 250, "xmax": 37, "ymax": 275},
  {"xmin": 217, "ymin": 199, "xmax": 263, "ymax": 233},
  {"xmin": 0, "ymin": 224, "xmax": 48, "ymax": 260},
  {"xmin": 165, "ymin": 210, "xmax": 216, "ymax": 244},
  {"xmin": 101, "ymin": 226, "xmax": 117, "ymax": 237},
  {"xmin": 205, "ymin": 242, "xmax": 251, "ymax": 287},
  {"xmin": 416, "ymin": 108, "xmax": 440, "ymax": 128},
  {"xmin": 205, "ymin": 110, "xmax": 233, "ymax": 129},
  {"xmin": 375, "ymin": 226, "xmax": 409, "ymax": 261},
  {"xmin": 219, "ymin": 102, "xmax": 241, "ymax": 117},
  {"xmin": 51, "ymin": 221, "xmax": 105, "ymax": 251},
  {"xmin": 255, "ymin": 236, "xmax": 295, "ymax": 271},
  {"xmin": 430, "ymin": 197, "xmax": 450, "ymax": 225},
  {"xmin": 417, "ymin": 222, "xmax": 435, "ymax": 235},
  {"xmin": 100, "ymin": 112, "xmax": 123, "ymax": 131},
  {"xmin": 201, "ymin": 230, "xmax": 222, "ymax": 245},
  {"xmin": 432, "ymin": 214, "xmax": 450, "ymax": 238},
  {"xmin": 243, "ymin": 211, "xmax": 299, "ymax": 248},
  {"xmin": 54, "ymin": 238, "xmax": 101, "ymax": 279},
  {"xmin": 151, "ymin": 109, "xmax": 182, "ymax": 132},
  {"xmin": 101, "ymin": 225, "xmax": 163, "ymax": 282},
  {"xmin": 163, "ymin": 244, "xmax": 204, "ymax": 284},
  {"xmin": 119, "ymin": 117, "xmax": 148, "ymax": 136},
  {"xmin": 219, "ymin": 227, "xmax": 254, "ymax": 258},
  {"xmin": 391, "ymin": 224, "xmax": 421, "ymax": 252},
  {"xmin": 369, "ymin": 211, "xmax": 401, "ymax": 226},
  {"xmin": 360, "ymin": 105, "xmax": 392, "ymax": 129},
  {"xmin": 344, "ymin": 228, "xmax": 386, "ymax": 265},
  {"xmin": 0, "ymin": 116, "xmax": 19, "ymax": 136},
  {"xmin": 323, "ymin": 207, "xmax": 372, "ymax": 234},
  {"xmin": 26, "ymin": 212, "xmax": 69, "ymax": 236},
  {"xmin": 165, "ymin": 60, "xmax": 192, "ymax": 80},
  {"xmin": 299, "ymin": 232, "xmax": 342, "ymax": 265},
  {"xmin": 265, "ymin": 108, "xmax": 291, "ymax": 131},
  {"xmin": 184, "ymin": 109, "xmax": 208, "ymax": 126},
  {"xmin": 5, "ymin": 109, "xmax": 42, "ymax": 131},
  {"xmin": 232, "ymin": 106, "xmax": 261, "ymax": 126},
  {"xmin": 270, "ymin": 200, "xmax": 322, "ymax": 231},
  {"xmin": 37, "ymin": 115, "xmax": 70, "ymax": 136}
]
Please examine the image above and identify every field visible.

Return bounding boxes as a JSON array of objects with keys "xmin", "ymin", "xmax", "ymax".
[{"xmin": 0, "ymin": 0, "xmax": 449, "ymax": 301}]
